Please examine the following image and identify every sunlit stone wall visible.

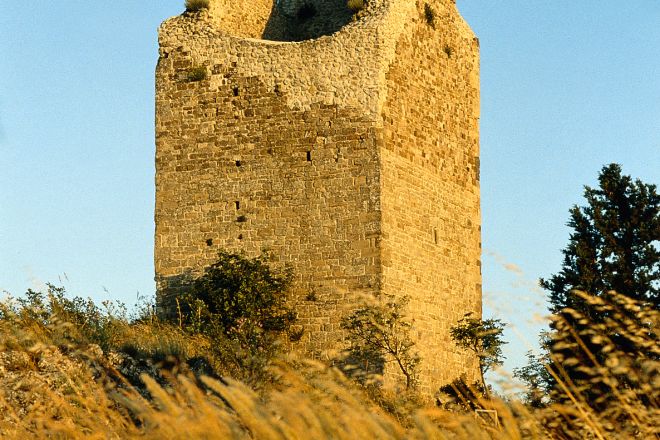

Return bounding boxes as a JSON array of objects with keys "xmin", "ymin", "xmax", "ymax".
[{"xmin": 155, "ymin": 0, "xmax": 481, "ymax": 396}]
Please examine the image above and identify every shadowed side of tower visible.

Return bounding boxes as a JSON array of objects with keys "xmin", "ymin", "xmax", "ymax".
[
  {"xmin": 378, "ymin": 1, "xmax": 481, "ymax": 395},
  {"xmin": 155, "ymin": 0, "xmax": 480, "ymax": 395}
]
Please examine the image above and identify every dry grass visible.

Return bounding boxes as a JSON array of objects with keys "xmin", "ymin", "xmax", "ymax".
[{"xmin": 0, "ymin": 290, "xmax": 657, "ymax": 439}]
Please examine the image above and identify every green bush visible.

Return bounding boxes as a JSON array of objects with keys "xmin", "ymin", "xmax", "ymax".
[
  {"xmin": 186, "ymin": 66, "xmax": 207, "ymax": 82},
  {"xmin": 177, "ymin": 251, "xmax": 298, "ymax": 386},
  {"xmin": 182, "ymin": 251, "xmax": 295, "ymax": 337},
  {"xmin": 185, "ymin": 0, "xmax": 209, "ymax": 13}
]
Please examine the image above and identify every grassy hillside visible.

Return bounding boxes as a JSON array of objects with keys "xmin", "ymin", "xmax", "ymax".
[{"xmin": 0, "ymin": 286, "xmax": 656, "ymax": 439}]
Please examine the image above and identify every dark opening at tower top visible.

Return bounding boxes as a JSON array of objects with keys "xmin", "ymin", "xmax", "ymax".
[{"xmin": 207, "ymin": 0, "xmax": 360, "ymax": 42}]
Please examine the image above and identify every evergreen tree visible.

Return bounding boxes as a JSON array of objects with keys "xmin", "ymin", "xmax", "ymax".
[
  {"xmin": 535, "ymin": 164, "xmax": 659, "ymax": 409},
  {"xmin": 541, "ymin": 163, "xmax": 659, "ymax": 313}
]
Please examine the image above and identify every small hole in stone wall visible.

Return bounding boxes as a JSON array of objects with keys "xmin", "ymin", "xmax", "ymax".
[
  {"xmin": 235, "ymin": 201, "xmax": 240, "ymax": 210},
  {"xmin": 274, "ymin": 84, "xmax": 282, "ymax": 96},
  {"xmin": 306, "ymin": 151, "xmax": 312, "ymax": 162},
  {"xmin": 238, "ymin": 234, "xmax": 243, "ymax": 240},
  {"xmin": 235, "ymin": 160, "xmax": 241, "ymax": 167},
  {"xmin": 433, "ymin": 228, "xmax": 438, "ymax": 245},
  {"xmin": 233, "ymin": 87, "xmax": 240, "ymax": 97},
  {"xmin": 237, "ymin": 215, "xmax": 247, "ymax": 223},
  {"xmin": 206, "ymin": 238, "xmax": 213, "ymax": 246}
]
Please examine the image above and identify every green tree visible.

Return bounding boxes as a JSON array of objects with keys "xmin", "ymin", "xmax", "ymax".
[
  {"xmin": 341, "ymin": 295, "xmax": 420, "ymax": 390},
  {"xmin": 178, "ymin": 251, "xmax": 298, "ymax": 385},
  {"xmin": 537, "ymin": 164, "xmax": 659, "ymax": 408},
  {"xmin": 541, "ymin": 163, "xmax": 659, "ymax": 313},
  {"xmin": 449, "ymin": 312, "xmax": 506, "ymax": 399},
  {"xmin": 512, "ymin": 349, "xmax": 552, "ymax": 408}
]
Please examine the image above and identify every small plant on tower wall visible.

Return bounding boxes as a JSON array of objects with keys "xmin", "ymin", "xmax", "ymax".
[{"xmin": 185, "ymin": 0, "xmax": 209, "ymax": 13}]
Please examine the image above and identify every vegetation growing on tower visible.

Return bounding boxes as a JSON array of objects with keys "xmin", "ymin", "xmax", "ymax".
[{"xmin": 185, "ymin": 0, "xmax": 209, "ymax": 13}]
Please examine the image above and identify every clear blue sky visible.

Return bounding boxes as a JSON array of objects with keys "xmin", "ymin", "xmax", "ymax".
[{"xmin": 1, "ymin": 1, "xmax": 658, "ymax": 374}]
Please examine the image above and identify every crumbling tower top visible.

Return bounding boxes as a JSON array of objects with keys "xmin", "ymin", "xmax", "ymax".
[{"xmin": 207, "ymin": 0, "xmax": 374, "ymax": 41}]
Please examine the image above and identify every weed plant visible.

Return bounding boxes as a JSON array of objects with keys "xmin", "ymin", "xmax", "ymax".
[
  {"xmin": 185, "ymin": 0, "xmax": 209, "ymax": 13},
  {"xmin": 186, "ymin": 66, "xmax": 207, "ymax": 82},
  {"xmin": 347, "ymin": 0, "xmax": 366, "ymax": 12},
  {"xmin": 424, "ymin": 3, "xmax": 436, "ymax": 29}
]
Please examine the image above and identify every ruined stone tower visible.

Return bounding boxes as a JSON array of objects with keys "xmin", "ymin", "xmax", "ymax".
[{"xmin": 155, "ymin": 0, "xmax": 481, "ymax": 394}]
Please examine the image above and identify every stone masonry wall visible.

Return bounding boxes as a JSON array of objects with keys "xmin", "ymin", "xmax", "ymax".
[
  {"xmin": 379, "ymin": 0, "xmax": 481, "ymax": 394},
  {"xmin": 155, "ymin": 10, "xmax": 384, "ymax": 354},
  {"xmin": 155, "ymin": 0, "xmax": 480, "ymax": 395}
]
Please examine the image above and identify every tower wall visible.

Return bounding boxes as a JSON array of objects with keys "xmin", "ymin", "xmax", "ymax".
[
  {"xmin": 379, "ymin": 0, "xmax": 481, "ymax": 393},
  {"xmin": 155, "ymin": 7, "xmax": 386, "ymax": 354},
  {"xmin": 155, "ymin": 0, "xmax": 481, "ymax": 394}
]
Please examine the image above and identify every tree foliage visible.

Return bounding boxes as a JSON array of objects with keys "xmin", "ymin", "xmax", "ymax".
[
  {"xmin": 178, "ymin": 251, "xmax": 298, "ymax": 385},
  {"xmin": 550, "ymin": 291, "xmax": 658, "ymax": 432},
  {"xmin": 341, "ymin": 295, "xmax": 420, "ymax": 389},
  {"xmin": 531, "ymin": 164, "xmax": 659, "ymax": 409},
  {"xmin": 450, "ymin": 313, "xmax": 507, "ymax": 382},
  {"xmin": 541, "ymin": 163, "xmax": 659, "ymax": 314},
  {"xmin": 512, "ymin": 349, "xmax": 553, "ymax": 408},
  {"xmin": 438, "ymin": 313, "xmax": 506, "ymax": 408}
]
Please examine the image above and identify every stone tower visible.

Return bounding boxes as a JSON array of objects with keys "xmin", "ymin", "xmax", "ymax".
[{"xmin": 155, "ymin": 0, "xmax": 481, "ymax": 394}]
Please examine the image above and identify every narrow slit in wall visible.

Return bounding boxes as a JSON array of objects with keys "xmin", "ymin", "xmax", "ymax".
[{"xmin": 306, "ymin": 151, "xmax": 312, "ymax": 162}]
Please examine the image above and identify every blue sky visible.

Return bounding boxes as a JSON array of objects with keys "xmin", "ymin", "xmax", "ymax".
[{"xmin": 1, "ymin": 1, "xmax": 658, "ymax": 374}]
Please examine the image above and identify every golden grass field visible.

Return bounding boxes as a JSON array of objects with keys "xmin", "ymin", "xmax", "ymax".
[{"xmin": 0, "ymin": 289, "xmax": 657, "ymax": 439}]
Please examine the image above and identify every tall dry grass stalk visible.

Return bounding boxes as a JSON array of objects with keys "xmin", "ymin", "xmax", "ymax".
[
  {"xmin": 540, "ymin": 291, "xmax": 659, "ymax": 438},
  {"xmin": 0, "ymin": 290, "xmax": 657, "ymax": 439}
]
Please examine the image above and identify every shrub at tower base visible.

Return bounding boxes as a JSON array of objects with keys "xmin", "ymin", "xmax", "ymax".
[{"xmin": 174, "ymin": 251, "xmax": 299, "ymax": 387}]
